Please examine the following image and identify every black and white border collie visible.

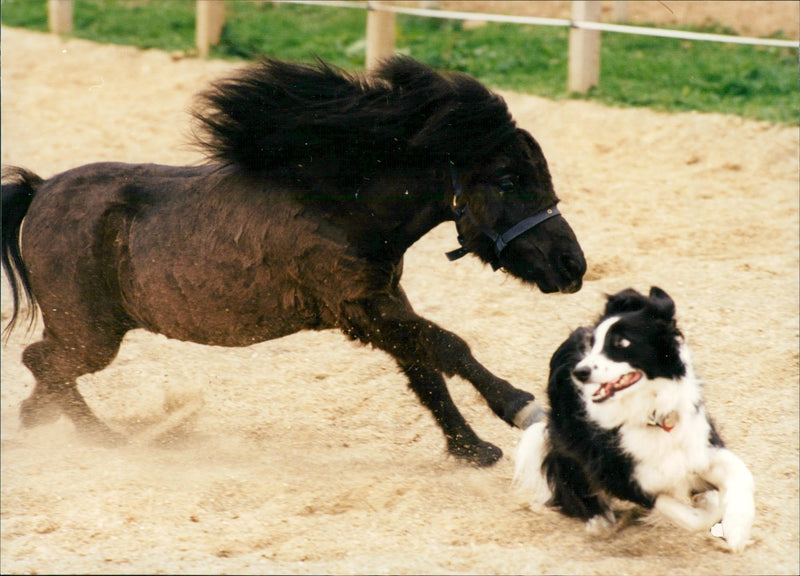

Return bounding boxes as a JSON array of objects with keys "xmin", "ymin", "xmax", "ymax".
[{"xmin": 514, "ymin": 287, "xmax": 754, "ymax": 552}]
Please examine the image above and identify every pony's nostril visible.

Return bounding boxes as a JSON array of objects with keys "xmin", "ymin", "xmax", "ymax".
[{"xmin": 559, "ymin": 252, "xmax": 586, "ymax": 279}]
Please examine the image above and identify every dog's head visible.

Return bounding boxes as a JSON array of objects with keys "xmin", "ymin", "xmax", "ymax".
[{"xmin": 573, "ymin": 286, "xmax": 686, "ymax": 403}]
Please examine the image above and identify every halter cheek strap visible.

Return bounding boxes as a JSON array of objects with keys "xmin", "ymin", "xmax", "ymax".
[
  {"xmin": 486, "ymin": 207, "xmax": 561, "ymax": 255},
  {"xmin": 446, "ymin": 166, "xmax": 560, "ymax": 269}
]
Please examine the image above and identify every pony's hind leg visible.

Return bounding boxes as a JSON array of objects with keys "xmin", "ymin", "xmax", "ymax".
[{"xmin": 20, "ymin": 328, "xmax": 126, "ymax": 444}]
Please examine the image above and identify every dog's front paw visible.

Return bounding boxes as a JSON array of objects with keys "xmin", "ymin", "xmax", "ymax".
[
  {"xmin": 711, "ymin": 518, "xmax": 751, "ymax": 552},
  {"xmin": 720, "ymin": 521, "xmax": 750, "ymax": 552},
  {"xmin": 720, "ymin": 503, "xmax": 754, "ymax": 552},
  {"xmin": 692, "ymin": 490, "xmax": 721, "ymax": 515}
]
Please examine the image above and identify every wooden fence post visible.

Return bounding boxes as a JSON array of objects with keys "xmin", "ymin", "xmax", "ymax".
[
  {"xmin": 197, "ymin": 0, "xmax": 226, "ymax": 58},
  {"xmin": 366, "ymin": 2, "xmax": 396, "ymax": 70},
  {"xmin": 48, "ymin": 0, "xmax": 73, "ymax": 34},
  {"xmin": 568, "ymin": 1, "xmax": 602, "ymax": 93}
]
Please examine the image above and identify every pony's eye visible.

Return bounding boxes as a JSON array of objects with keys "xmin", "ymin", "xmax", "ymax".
[{"xmin": 497, "ymin": 176, "xmax": 515, "ymax": 193}]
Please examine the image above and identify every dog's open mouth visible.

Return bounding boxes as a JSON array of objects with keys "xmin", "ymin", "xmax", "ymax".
[{"xmin": 592, "ymin": 371, "xmax": 643, "ymax": 403}]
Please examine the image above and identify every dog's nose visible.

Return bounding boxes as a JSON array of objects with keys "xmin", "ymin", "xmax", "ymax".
[{"xmin": 572, "ymin": 366, "xmax": 591, "ymax": 382}]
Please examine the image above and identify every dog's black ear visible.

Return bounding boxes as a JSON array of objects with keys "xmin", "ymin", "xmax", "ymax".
[
  {"xmin": 549, "ymin": 326, "xmax": 591, "ymax": 374},
  {"xmin": 648, "ymin": 286, "xmax": 676, "ymax": 320},
  {"xmin": 604, "ymin": 288, "xmax": 647, "ymax": 316}
]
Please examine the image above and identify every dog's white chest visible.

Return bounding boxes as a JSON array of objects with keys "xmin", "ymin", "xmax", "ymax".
[{"xmin": 622, "ymin": 413, "xmax": 712, "ymax": 495}]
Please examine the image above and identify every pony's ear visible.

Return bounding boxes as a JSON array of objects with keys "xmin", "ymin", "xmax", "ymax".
[
  {"xmin": 647, "ymin": 286, "xmax": 676, "ymax": 320},
  {"xmin": 604, "ymin": 288, "xmax": 648, "ymax": 316}
]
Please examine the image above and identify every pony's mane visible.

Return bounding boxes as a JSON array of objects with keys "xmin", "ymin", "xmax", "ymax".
[{"xmin": 192, "ymin": 56, "xmax": 517, "ymax": 178}]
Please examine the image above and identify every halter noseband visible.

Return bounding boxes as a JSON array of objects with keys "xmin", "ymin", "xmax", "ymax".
[{"xmin": 445, "ymin": 166, "xmax": 560, "ymax": 270}]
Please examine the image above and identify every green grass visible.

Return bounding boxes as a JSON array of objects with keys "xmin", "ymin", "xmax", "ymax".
[{"xmin": 2, "ymin": 0, "xmax": 797, "ymax": 123}]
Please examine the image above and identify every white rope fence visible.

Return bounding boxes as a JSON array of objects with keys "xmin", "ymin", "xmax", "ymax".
[
  {"xmin": 280, "ymin": 0, "xmax": 799, "ymax": 49},
  {"xmin": 276, "ymin": 0, "xmax": 798, "ymax": 91},
  {"xmin": 47, "ymin": 1, "xmax": 799, "ymax": 91}
]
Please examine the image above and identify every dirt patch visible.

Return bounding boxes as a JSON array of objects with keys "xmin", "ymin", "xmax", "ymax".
[{"xmin": 1, "ymin": 26, "xmax": 798, "ymax": 575}]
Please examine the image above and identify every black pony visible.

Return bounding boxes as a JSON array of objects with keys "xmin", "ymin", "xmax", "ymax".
[{"xmin": 1, "ymin": 57, "xmax": 585, "ymax": 466}]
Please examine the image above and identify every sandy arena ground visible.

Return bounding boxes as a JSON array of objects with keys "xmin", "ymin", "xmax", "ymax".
[{"xmin": 1, "ymin": 20, "xmax": 798, "ymax": 575}]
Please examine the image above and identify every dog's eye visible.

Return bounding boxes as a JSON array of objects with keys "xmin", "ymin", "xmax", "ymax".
[{"xmin": 613, "ymin": 335, "xmax": 631, "ymax": 349}]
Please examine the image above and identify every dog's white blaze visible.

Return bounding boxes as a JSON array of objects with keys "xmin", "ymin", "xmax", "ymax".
[{"xmin": 575, "ymin": 316, "xmax": 634, "ymax": 386}]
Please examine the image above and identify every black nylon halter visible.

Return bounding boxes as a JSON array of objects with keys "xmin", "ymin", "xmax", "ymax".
[{"xmin": 445, "ymin": 166, "xmax": 560, "ymax": 270}]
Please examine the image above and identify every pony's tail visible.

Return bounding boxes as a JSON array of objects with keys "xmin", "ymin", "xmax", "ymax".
[{"xmin": 1, "ymin": 167, "xmax": 42, "ymax": 339}]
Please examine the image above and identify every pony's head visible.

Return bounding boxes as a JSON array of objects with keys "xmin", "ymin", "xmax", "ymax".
[
  {"xmin": 192, "ymin": 56, "xmax": 585, "ymax": 293},
  {"xmin": 447, "ymin": 129, "xmax": 585, "ymax": 294}
]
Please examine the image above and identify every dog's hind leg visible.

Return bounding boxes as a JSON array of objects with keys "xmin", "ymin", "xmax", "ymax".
[
  {"xmin": 543, "ymin": 453, "xmax": 614, "ymax": 524},
  {"xmin": 584, "ymin": 509, "xmax": 617, "ymax": 535}
]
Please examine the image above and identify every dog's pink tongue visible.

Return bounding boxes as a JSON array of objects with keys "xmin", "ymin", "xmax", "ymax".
[
  {"xmin": 592, "ymin": 382, "xmax": 614, "ymax": 402},
  {"xmin": 592, "ymin": 372, "xmax": 643, "ymax": 403},
  {"xmin": 617, "ymin": 371, "xmax": 642, "ymax": 389}
]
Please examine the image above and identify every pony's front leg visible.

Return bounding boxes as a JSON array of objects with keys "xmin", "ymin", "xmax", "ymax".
[
  {"xmin": 399, "ymin": 361, "xmax": 502, "ymax": 466},
  {"xmin": 341, "ymin": 291, "xmax": 540, "ymax": 464}
]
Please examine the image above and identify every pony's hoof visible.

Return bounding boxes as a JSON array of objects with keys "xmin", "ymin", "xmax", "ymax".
[
  {"xmin": 448, "ymin": 438, "xmax": 503, "ymax": 467},
  {"xmin": 513, "ymin": 401, "xmax": 547, "ymax": 429},
  {"xmin": 19, "ymin": 396, "xmax": 62, "ymax": 428}
]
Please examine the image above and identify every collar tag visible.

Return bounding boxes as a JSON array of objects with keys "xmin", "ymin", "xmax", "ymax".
[{"xmin": 648, "ymin": 410, "xmax": 679, "ymax": 432}]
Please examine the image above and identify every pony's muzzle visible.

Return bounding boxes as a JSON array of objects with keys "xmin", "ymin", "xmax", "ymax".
[{"xmin": 556, "ymin": 252, "xmax": 585, "ymax": 293}]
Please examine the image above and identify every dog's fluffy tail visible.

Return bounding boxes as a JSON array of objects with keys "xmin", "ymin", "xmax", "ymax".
[{"xmin": 513, "ymin": 421, "xmax": 552, "ymax": 506}]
